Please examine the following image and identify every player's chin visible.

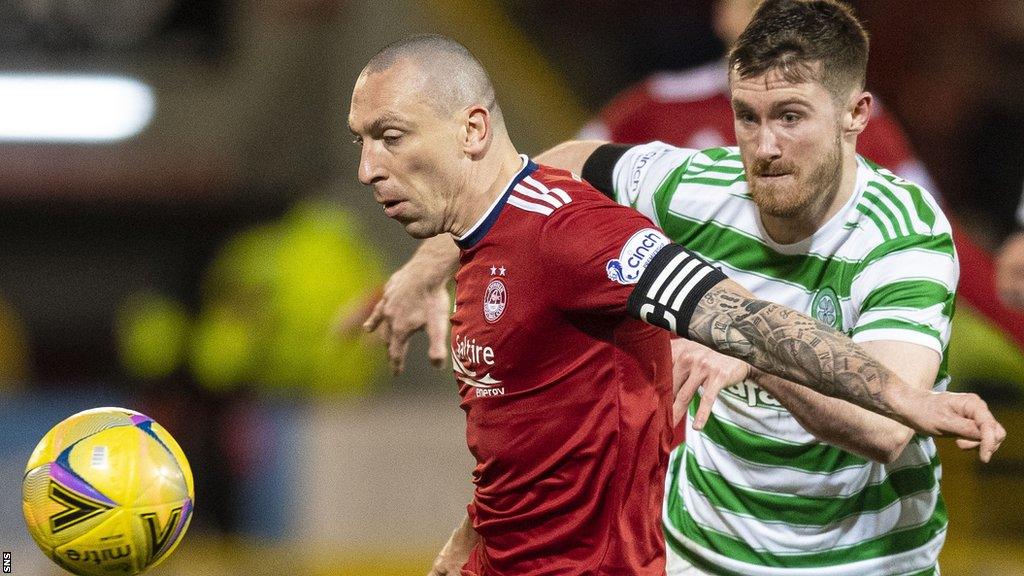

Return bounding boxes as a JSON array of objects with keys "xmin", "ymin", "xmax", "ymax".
[{"xmin": 403, "ymin": 220, "xmax": 439, "ymax": 239}]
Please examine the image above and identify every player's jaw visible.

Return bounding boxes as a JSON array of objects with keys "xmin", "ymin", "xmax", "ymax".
[{"xmin": 746, "ymin": 142, "xmax": 842, "ymax": 219}]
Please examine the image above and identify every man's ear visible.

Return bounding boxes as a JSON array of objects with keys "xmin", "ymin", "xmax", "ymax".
[
  {"xmin": 845, "ymin": 90, "xmax": 873, "ymax": 136},
  {"xmin": 463, "ymin": 105, "xmax": 491, "ymax": 157}
]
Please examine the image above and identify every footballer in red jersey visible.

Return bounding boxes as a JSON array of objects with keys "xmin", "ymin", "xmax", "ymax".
[{"xmin": 451, "ymin": 158, "xmax": 677, "ymax": 575}]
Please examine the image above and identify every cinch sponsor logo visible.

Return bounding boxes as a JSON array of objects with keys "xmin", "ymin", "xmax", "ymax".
[
  {"xmin": 607, "ymin": 228, "xmax": 669, "ymax": 285},
  {"xmin": 627, "ymin": 148, "xmax": 665, "ymax": 205}
]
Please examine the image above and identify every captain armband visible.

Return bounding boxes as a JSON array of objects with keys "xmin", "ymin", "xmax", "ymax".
[{"xmin": 625, "ymin": 244, "xmax": 728, "ymax": 337}]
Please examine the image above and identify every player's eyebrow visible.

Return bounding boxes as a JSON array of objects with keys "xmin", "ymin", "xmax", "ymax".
[
  {"xmin": 769, "ymin": 97, "xmax": 813, "ymax": 112},
  {"xmin": 731, "ymin": 98, "xmax": 756, "ymax": 115},
  {"xmin": 350, "ymin": 112, "xmax": 409, "ymax": 136},
  {"xmin": 731, "ymin": 97, "xmax": 812, "ymax": 116}
]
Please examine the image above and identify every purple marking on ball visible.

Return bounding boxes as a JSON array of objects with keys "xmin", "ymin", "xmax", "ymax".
[
  {"xmin": 49, "ymin": 463, "xmax": 117, "ymax": 506},
  {"xmin": 158, "ymin": 499, "xmax": 193, "ymax": 559},
  {"xmin": 130, "ymin": 414, "xmax": 151, "ymax": 425}
]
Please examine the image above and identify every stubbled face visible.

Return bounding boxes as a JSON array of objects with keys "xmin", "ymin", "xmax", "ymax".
[
  {"xmin": 348, "ymin": 60, "xmax": 464, "ymax": 238},
  {"xmin": 730, "ymin": 67, "xmax": 845, "ymax": 220}
]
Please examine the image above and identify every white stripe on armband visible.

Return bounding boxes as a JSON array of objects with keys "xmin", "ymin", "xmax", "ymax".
[{"xmin": 626, "ymin": 243, "xmax": 727, "ymax": 337}]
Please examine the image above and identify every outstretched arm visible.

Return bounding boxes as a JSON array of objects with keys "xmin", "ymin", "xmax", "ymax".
[
  {"xmin": 752, "ymin": 340, "xmax": 938, "ymax": 463},
  {"xmin": 669, "ymin": 338, "xmax": 927, "ymax": 464},
  {"xmin": 629, "ymin": 244, "xmax": 1005, "ymax": 461},
  {"xmin": 694, "ymin": 280, "xmax": 1002, "ymax": 459}
]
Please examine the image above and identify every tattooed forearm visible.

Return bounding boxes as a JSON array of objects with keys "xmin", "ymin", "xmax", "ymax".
[{"xmin": 688, "ymin": 283, "xmax": 897, "ymax": 418}]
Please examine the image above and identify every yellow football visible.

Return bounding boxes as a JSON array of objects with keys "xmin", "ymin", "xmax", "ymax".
[{"xmin": 22, "ymin": 407, "xmax": 194, "ymax": 576}]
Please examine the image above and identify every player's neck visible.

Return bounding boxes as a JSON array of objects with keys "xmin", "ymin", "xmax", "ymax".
[
  {"xmin": 447, "ymin": 138, "xmax": 523, "ymax": 238},
  {"xmin": 760, "ymin": 153, "xmax": 859, "ymax": 244}
]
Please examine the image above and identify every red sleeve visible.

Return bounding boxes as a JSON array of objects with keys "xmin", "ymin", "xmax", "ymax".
[{"xmin": 539, "ymin": 196, "xmax": 671, "ymax": 315}]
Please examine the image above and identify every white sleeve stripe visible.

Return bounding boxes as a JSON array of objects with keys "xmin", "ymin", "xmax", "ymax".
[
  {"xmin": 523, "ymin": 175, "xmax": 572, "ymax": 204},
  {"xmin": 858, "ymin": 303, "xmax": 949, "ymax": 330},
  {"xmin": 852, "ymin": 329, "xmax": 943, "ymax": 353},
  {"xmin": 513, "ymin": 183, "xmax": 563, "ymax": 208},
  {"xmin": 506, "ymin": 195, "xmax": 553, "ymax": 216}
]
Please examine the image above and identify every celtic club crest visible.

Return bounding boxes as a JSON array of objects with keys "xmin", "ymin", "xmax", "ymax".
[
  {"xmin": 483, "ymin": 279, "xmax": 507, "ymax": 323},
  {"xmin": 811, "ymin": 287, "xmax": 843, "ymax": 330}
]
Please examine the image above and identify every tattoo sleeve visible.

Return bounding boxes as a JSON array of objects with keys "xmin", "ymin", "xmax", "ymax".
[
  {"xmin": 687, "ymin": 281, "xmax": 897, "ymax": 418},
  {"xmin": 626, "ymin": 244, "xmax": 903, "ymax": 419}
]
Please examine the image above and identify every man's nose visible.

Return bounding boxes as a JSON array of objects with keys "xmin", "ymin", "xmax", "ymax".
[
  {"xmin": 755, "ymin": 126, "xmax": 782, "ymax": 162},
  {"xmin": 358, "ymin": 142, "xmax": 386, "ymax": 186}
]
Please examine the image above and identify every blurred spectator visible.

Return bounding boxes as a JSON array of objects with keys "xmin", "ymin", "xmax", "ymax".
[{"xmin": 118, "ymin": 198, "xmax": 385, "ymax": 396}]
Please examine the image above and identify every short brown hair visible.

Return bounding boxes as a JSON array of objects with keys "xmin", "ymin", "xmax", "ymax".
[{"xmin": 728, "ymin": 0, "xmax": 869, "ymax": 99}]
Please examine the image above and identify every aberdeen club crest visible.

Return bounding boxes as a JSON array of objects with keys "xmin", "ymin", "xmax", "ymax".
[{"xmin": 483, "ymin": 278, "xmax": 507, "ymax": 323}]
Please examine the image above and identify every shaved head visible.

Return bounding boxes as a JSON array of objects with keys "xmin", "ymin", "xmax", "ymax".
[
  {"xmin": 350, "ymin": 34, "xmax": 522, "ymax": 239},
  {"xmin": 362, "ymin": 34, "xmax": 503, "ymax": 122}
]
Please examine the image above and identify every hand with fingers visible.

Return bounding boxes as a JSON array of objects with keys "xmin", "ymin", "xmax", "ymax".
[
  {"xmin": 899, "ymin": 389, "xmax": 1007, "ymax": 463},
  {"xmin": 361, "ymin": 265, "xmax": 451, "ymax": 375},
  {"xmin": 670, "ymin": 338, "xmax": 752, "ymax": 430}
]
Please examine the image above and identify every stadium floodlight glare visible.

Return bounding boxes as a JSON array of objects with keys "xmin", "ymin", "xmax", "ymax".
[{"xmin": 0, "ymin": 74, "xmax": 155, "ymax": 142}]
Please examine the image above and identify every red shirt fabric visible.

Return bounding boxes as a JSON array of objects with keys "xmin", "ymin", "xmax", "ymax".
[{"xmin": 451, "ymin": 158, "xmax": 673, "ymax": 575}]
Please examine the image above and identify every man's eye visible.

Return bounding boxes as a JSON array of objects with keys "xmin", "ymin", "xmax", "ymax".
[
  {"xmin": 781, "ymin": 113, "xmax": 801, "ymax": 124},
  {"xmin": 382, "ymin": 132, "xmax": 403, "ymax": 145}
]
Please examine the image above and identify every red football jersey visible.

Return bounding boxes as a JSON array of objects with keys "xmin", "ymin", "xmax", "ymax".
[{"xmin": 451, "ymin": 157, "xmax": 674, "ymax": 576}]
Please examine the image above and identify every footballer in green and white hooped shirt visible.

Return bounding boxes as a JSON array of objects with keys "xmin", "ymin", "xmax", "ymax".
[
  {"xmin": 605, "ymin": 139, "xmax": 956, "ymax": 576},
  {"xmin": 569, "ymin": 1, "xmax": 959, "ymax": 573}
]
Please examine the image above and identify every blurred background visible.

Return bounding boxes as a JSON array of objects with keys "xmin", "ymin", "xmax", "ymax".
[{"xmin": 0, "ymin": 0, "xmax": 1022, "ymax": 574}]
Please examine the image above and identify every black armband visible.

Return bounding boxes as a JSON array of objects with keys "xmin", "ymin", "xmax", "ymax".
[
  {"xmin": 626, "ymin": 244, "xmax": 728, "ymax": 337},
  {"xmin": 581, "ymin": 144, "xmax": 632, "ymax": 200}
]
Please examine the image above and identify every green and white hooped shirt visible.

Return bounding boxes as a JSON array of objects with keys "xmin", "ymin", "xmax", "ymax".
[{"xmin": 610, "ymin": 143, "xmax": 957, "ymax": 576}]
